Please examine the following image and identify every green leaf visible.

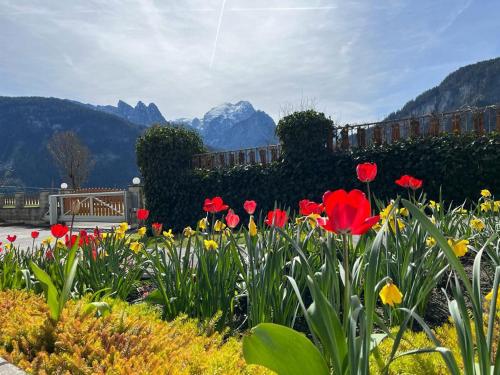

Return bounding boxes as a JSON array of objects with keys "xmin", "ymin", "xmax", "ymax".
[
  {"xmin": 59, "ymin": 240, "xmax": 80, "ymax": 316},
  {"xmin": 30, "ymin": 261, "xmax": 60, "ymax": 321},
  {"xmin": 145, "ymin": 289, "xmax": 166, "ymax": 305},
  {"xmin": 401, "ymin": 200, "xmax": 471, "ymax": 294},
  {"xmin": 243, "ymin": 323, "xmax": 329, "ymax": 375},
  {"xmin": 82, "ymin": 302, "xmax": 111, "ymax": 318}
]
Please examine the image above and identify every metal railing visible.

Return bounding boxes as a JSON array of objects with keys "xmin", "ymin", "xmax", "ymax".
[
  {"xmin": 192, "ymin": 104, "xmax": 500, "ymax": 169},
  {"xmin": 332, "ymin": 104, "xmax": 500, "ymax": 150},
  {"xmin": 192, "ymin": 144, "xmax": 282, "ymax": 169}
]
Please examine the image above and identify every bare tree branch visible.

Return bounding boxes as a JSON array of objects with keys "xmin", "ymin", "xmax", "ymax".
[{"xmin": 47, "ymin": 131, "xmax": 95, "ymax": 189}]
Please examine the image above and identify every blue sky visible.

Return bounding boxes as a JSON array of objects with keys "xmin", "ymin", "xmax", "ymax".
[{"xmin": 1, "ymin": 0, "xmax": 499, "ymax": 122}]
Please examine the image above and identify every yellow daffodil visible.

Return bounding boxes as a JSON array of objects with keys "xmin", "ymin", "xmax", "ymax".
[
  {"xmin": 114, "ymin": 230, "xmax": 125, "ymax": 240},
  {"xmin": 295, "ymin": 217, "xmax": 305, "ymax": 225},
  {"xmin": 56, "ymin": 239, "xmax": 66, "ymax": 249},
  {"xmin": 372, "ymin": 222, "xmax": 382, "ymax": 231},
  {"xmin": 163, "ymin": 229, "xmax": 174, "ymax": 241},
  {"xmin": 429, "ymin": 200, "xmax": 441, "ymax": 210},
  {"xmin": 183, "ymin": 226, "xmax": 196, "ymax": 237},
  {"xmin": 456, "ymin": 208, "xmax": 468, "ymax": 215},
  {"xmin": 480, "ymin": 202, "xmax": 493, "ymax": 212},
  {"xmin": 379, "ymin": 202, "xmax": 405, "ymax": 232},
  {"xmin": 214, "ymin": 220, "xmax": 226, "ymax": 232},
  {"xmin": 101, "ymin": 232, "xmax": 109, "ymax": 239},
  {"xmin": 249, "ymin": 216, "xmax": 257, "ymax": 237},
  {"xmin": 42, "ymin": 236, "xmax": 54, "ymax": 246},
  {"xmin": 379, "ymin": 282, "xmax": 403, "ymax": 307},
  {"xmin": 307, "ymin": 213, "xmax": 321, "ymax": 228},
  {"xmin": 494, "ymin": 201, "xmax": 500, "ymax": 212},
  {"xmin": 204, "ymin": 239, "xmax": 218, "ymax": 251},
  {"xmin": 426, "ymin": 236, "xmax": 436, "ymax": 247},
  {"xmin": 448, "ymin": 238, "xmax": 469, "ymax": 257},
  {"xmin": 119, "ymin": 222, "xmax": 129, "ymax": 232},
  {"xmin": 430, "ymin": 216, "xmax": 437, "ymax": 224},
  {"xmin": 137, "ymin": 226, "xmax": 147, "ymax": 237},
  {"xmin": 481, "ymin": 189, "xmax": 491, "ymax": 198},
  {"xmin": 399, "ymin": 207, "xmax": 409, "ymax": 217},
  {"xmin": 485, "ymin": 289, "xmax": 500, "ymax": 306},
  {"xmin": 4, "ymin": 243, "xmax": 11, "ymax": 250},
  {"xmin": 379, "ymin": 203, "xmax": 395, "ymax": 220},
  {"xmin": 129, "ymin": 241, "xmax": 143, "ymax": 254},
  {"xmin": 470, "ymin": 218, "xmax": 485, "ymax": 231},
  {"xmin": 198, "ymin": 218, "xmax": 208, "ymax": 230},
  {"xmin": 389, "ymin": 218, "xmax": 405, "ymax": 233}
]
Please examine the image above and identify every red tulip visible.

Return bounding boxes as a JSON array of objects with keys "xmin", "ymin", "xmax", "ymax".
[
  {"xmin": 6, "ymin": 235, "xmax": 16, "ymax": 243},
  {"xmin": 299, "ymin": 199, "xmax": 323, "ymax": 216},
  {"xmin": 152, "ymin": 222, "xmax": 163, "ymax": 236},
  {"xmin": 395, "ymin": 175, "xmax": 423, "ymax": 190},
  {"xmin": 225, "ymin": 210, "xmax": 240, "ymax": 228},
  {"xmin": 203, "ymin": 197, "xmax": 229, "ymax": 213},
  {"xmin": 51, "ymin": 223, "xmax": 69, "ymax": 238},
  {"xmin": 31, "ymin": 231, "xmax": 40, "ymax": 239},
  {"xmin": 319, "ymin": 189, "xmax": 379, "ymax": 235},
  {"xmin": 243, "ymin": 200, "xmax": 257, "ymax": 215},
  {"xmin": 46, "ymin": 249, "xmax": 54, "ymax": 260},
  {"xmin": 356, "ymin": 162, "xmax": 377, "ymax": 183},
  {"xmin": 65, "ymin": 234, "xmax": 78, "ymax": 248},
  {"xmin": 93, "ymin": 227, "xmax": 101, "ymax": 238},
  {"xmin": 265, "ymin": 209, "xmax": 288, "ymax": 228},
  {"xmin": 137, "ymin": 209, "xmax": 149, "ymax": 221}
]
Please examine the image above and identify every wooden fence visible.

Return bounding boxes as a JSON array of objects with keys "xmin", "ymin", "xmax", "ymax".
[{"xmin": 192, "ymin": 104, "xmax": 500, "ymax": 169}]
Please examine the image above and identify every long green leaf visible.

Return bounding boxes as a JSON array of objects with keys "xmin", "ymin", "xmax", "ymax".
[
  {"xmin": 402, "ymin": 200, "xmax": 476, "ymax": 304},
  {"xmin": 243, "ymin": 323, "xmax": 329, "ymax": 375},
  {"xmin": 30, "ymin": 261, "xmax": 60, "ymax": 320}
]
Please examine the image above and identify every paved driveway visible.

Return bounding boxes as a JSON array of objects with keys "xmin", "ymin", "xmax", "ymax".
[{"xmin": 0, "ymin": 223, "xmax": 120, "ymax": 250}]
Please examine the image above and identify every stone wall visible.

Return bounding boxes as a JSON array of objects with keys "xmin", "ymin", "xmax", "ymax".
[{"xmin": 0, "ymin": 191, "xmax": 50, "ymax": 226}]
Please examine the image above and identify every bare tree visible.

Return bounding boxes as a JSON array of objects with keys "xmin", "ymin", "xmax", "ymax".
[
  {"xmin": 47, "ymin": 131, "xmax": 95, "ymax": 189},
  {"xmin": 279, "ymin": 96, "xmax": 318, "ymax": 119}
]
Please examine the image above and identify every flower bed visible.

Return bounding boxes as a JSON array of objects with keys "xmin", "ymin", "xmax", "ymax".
[{"xmin": 0, "ymin": 162, "xmax": 499, "ymax": 374}]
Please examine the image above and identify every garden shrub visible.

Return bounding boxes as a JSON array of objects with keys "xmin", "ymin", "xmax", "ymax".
[
  {"xmin": 136, "ymin": 125, "xmax": 205, "ymax": 229},
  {"xmin": 0, "ymin": 290, "xmax": 270, "ymax": 375},
  {"xmin": 275, "ymin": 110, "xmax": 333, "ymax": 161},
  {"xmin": 370, "ymin": 310, "xmax": 500, "ymax": 374},
  {"xmin": 139, "ymin": 131, "xmax": 500, "ymax": 230}
]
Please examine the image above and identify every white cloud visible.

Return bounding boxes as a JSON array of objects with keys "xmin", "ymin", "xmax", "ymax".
[{"xmin": 0, "ymin": 0, "xmax": 498, "ymax": 122}]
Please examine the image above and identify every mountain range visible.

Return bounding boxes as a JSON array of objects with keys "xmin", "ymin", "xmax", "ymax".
[
  {"xmin": 83, "ymin": 99, "xmax": 277, "ymax": 151},
  {"xmin": 172, "ymin": 101, "xmax": 277, "ymax": 150}
]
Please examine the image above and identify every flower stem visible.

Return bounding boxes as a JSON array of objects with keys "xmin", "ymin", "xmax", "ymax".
[{"xmin": 342, "ymin": 233, "xmax": 350, "ymax": 331}]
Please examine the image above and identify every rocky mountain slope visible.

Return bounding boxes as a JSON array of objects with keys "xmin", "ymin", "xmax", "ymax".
[
  {"xmin": 85, "ymin": 100, "xmax": 167, "ymax": 126},
  {"xmin": 387, "ymin": 57, "xmax": 500, "ymax": 120}
]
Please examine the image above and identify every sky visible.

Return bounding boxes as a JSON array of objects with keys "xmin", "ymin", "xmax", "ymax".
[{"xmin": 1, "ymin": 0, "xmax": 499, "ymax": 123}]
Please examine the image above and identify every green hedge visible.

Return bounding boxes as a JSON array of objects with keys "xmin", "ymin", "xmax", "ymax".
[{"xmin": 139, "ymin": 132, "xmax": 500, "ymax": 231}]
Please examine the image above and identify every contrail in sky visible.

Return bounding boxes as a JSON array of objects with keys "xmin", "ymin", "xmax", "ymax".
[{"xmin": 210, "ymin": 0, "xmax": 227, "ymax": 69}]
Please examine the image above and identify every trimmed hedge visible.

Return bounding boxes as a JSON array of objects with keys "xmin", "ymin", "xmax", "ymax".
[{"xmin": 139, "ymin": 131, "xmax": 500, "ymax": 231}]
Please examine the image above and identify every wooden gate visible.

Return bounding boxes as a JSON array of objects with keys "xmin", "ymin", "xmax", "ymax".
[{"xmin": 48, "ymin": 191, "xmax": 128, "ymax": 224}]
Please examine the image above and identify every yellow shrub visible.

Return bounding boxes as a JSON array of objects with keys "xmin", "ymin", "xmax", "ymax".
[
  {"xmin": 371, "ymin": 311, "xmax": 499, "ymax": 375},
  {"xmin": 0, "ymin": 291, "xmax": 270, "ymax": 374}
]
